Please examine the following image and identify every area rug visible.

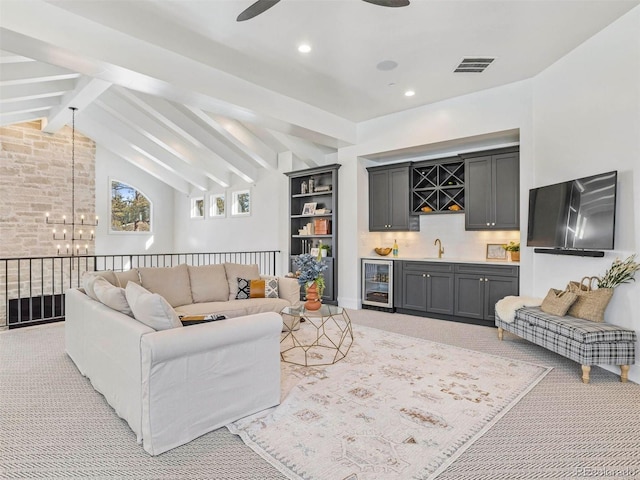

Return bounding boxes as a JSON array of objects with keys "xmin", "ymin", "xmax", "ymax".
[{"xmin": 228, "ymin": 324, "xmax": 551, "ymax": 480}]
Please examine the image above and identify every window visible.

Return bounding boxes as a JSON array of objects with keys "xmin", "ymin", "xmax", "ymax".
[
  {"xmin": 210, "ymin": 193, "xmax": 226, "ymax": 218},
  {"xmin": 191, "ymin": 197, "xmax": 205, "ymax": 219},
  {"xmin": 232, "ymin": 190, "xmax": 251, "ymax": 216},
  {"xmin": 110, "ymin": 180, "xmax": 151, "ymax": 232}
]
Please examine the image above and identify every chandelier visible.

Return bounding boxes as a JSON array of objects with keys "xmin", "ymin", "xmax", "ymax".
[{"xmin": 45, "ymin": 107, "xmax": 98, "ymax": 256}]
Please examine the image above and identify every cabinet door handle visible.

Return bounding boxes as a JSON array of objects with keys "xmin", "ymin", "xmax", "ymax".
[
  {"xmin": 485, "ymin": 278, "xmax": 489, "ymax": 282},
  {"xmin": 491, "ymin": 222, "xmax": 495, "ymax": 226},
  {"xmin": 479, "ymin": 278, "xmax": 484, "ymax": 282},
  {"xmin": 427, "ymin": 274, "xmax": 430, "ymax": 278},
  {"xmin": 486, "ymin": 222, "xmax": 490, "ymax": 226},
  {"xmin": 422, "ymin": 274, "xmax": 426, "ymax": 277}
]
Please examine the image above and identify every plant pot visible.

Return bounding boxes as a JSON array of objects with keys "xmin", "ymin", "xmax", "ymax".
[
  {"xmin": 509, "ymin": 251, "xmax": 520, "ymax": 262},
  {"xmin": 304, "ymin": 282, "xmax": 322, "ymax": 311}
]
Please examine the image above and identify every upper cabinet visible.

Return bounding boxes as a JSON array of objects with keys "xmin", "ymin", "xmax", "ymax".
[
  {"xmin": 463, "ymin": 148, "xmax": 520, "ymax": 231},
  {"xmin": 367, "ymin": 164, "xmax": 419, "ymax": 232}
]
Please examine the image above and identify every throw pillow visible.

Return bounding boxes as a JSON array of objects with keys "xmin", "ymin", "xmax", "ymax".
[
  {"xmin": 225, "ymin": 263, "xmax": 260, "ymax": 300},
  {"xmin": 138, "ymin": 264, "xmax": 193, "ymax": 307},
  {"xmin": 263, "ymin": 276, "xmax": 279, "ymax": 298},
  {"xmin": 540, "ymin": 288, "xmax": 578, "ymax": 317},
  {"xmin": 236, "ymin": 278, "xmax": 251, "ymax": 300},
  {"xmin": 125, "ymin": 282, "xmax": 183, "ymax": 331},
  {"xmin": 93, "ymin": 277, "xmax": 133, "ymax": 317},
  {"xmin": 249, "ymin": 279, "xmax": 266, "ymax": 298},
  {"xmin": 82, "ymin": 270, "xmax": 118, "ymax": 300}
]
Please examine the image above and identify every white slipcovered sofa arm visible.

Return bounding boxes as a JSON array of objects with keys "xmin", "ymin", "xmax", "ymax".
[{"xmin": 138, "ymin": 312, "xmax": 282, "ymax": 455}]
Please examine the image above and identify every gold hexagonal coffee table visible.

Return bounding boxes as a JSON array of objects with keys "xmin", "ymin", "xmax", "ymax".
[{"xmin": 280, "ymin": 304, "xmax": 354, "ymax": 366}]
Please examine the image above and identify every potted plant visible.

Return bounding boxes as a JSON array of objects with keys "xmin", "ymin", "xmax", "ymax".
[
  {"xmin": 293, "ymin": 253, "xmax": 327, "ymax": 310},
  {"xmin": 503, "ymin": 241, "xmax": 520, "ymax": 262},
  {"xmin": 319, "ymin": 243, "xmax": 331, "ymax": 257}
]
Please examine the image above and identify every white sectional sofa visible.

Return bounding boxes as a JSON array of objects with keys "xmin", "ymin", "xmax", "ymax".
[{"xmin": 65, "ymin": 263, "xmax": 299, "ymax": 455}]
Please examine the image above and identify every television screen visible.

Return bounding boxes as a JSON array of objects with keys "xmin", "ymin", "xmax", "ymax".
[{"xmin": 527, "ymin": 171, "xmax": 617, "ymax": 250}]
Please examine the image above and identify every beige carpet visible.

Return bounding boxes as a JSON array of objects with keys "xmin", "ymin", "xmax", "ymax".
[
  {"xmin": 1, "ymin": 310, "xmax": 639, "ymax": 479},
  {"xmin": 230, "ymin": 324, "xmax": 550, "ymax": 480}
]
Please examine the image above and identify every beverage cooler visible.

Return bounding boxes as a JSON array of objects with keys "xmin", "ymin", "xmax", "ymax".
[{"xmin": 362, "ymin": 259, "xmax": 394, "ymax": 310}]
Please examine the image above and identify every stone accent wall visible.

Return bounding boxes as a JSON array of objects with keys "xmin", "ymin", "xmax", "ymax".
[{"xmin": 0, "ymin": 120, "xmax": 96, "ymax": 327}]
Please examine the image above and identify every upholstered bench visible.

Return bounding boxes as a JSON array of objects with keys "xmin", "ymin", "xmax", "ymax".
[{"xmin": 496, "ymin": 306, "xmax": 636, "ymax": 383}]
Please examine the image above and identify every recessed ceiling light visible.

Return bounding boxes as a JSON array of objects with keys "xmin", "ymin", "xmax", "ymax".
[
  {"xmin": 298, "ymin": 44, "xmax": 311, "ymax": 53},
  {"xmin": 404, "ymin": 90, "xmax": 415, "ymax": 97}
]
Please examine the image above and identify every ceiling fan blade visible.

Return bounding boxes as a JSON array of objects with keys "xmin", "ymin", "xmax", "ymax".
[
  {"xmin": 362, "ymin": 0, "xmax": 410, "ymax": 7},
  {"xmin": 237, "ymin": 0, "xmax": 281, "ymax": 21}
]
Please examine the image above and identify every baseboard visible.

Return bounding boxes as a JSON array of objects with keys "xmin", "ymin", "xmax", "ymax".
[{"xmin": 601, "ymin": 364, "xmax": 639, "ymax": 384}]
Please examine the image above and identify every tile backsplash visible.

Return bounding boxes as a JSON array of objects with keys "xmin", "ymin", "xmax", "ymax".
[{"xmin": 360, "ymin": 213, "xmax": 520, "ymax": 260}]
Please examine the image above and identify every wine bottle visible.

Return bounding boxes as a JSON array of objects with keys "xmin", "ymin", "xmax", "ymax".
[{"xmin": 392, "ymin": 239, "xmax": 398, "ymax": 257}]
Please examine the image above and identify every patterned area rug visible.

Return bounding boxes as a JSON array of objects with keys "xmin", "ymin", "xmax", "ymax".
[{"xmin": 229, "ymin": 325, "xmax": 551, "ymax": 480}]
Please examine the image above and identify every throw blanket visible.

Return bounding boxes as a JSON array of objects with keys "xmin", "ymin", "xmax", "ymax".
[{"xmin": 495, "ymin": 295, "xmax": 543, "ymax": 323}]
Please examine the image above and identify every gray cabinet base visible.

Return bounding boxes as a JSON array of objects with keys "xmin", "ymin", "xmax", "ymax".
[{"xmin": 395, "ymin": 308, "xmax": 495, "ymax": 328}]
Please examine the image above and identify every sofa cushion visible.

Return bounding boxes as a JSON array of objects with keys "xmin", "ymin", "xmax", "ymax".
[
  {"xmin": 139, "ymin": 264, "xmax": 193, "ymax": 307},
  {"xmin": 82, "ymin": 270, "xmax": 118, "ymax": 300},
  {"xmin": 114, "ymin": 269, "xmax": 141, "ymax": 288},
  {"xmin": 93, "ymin": 277, "xmax": 133, "ymax": 317},
  {"xmin": 225, "ymin": 263, "xmax": 260, "ymax": 300},
  {"xmin": 125, "ymin": 283, "xmax": 183, "ymax": 331},
  {"xmin": 188, "ymin": 264, "xmax": 229, "ymax": 303}
]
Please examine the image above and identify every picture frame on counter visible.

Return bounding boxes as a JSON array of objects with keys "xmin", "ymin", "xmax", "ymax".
[{"xmin": 486, "ymin": 243, "xmax": 507, "ymax": 260}]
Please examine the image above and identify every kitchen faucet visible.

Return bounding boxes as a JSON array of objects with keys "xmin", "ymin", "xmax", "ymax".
[{"xmin": 434, "ymin": 238, "xmax": 444, "ymax": 258}]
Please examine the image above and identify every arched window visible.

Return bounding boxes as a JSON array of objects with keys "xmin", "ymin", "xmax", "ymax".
[{"xmin": 110, "ymin": 180, "xmax": 152, "ymax": 232}]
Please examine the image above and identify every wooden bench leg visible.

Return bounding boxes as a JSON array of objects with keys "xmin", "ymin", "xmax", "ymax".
[
  {"xmin": 581, "ymin": 365, "xmax": 591, "ymax": 384},
  {"xmin": 620, "ymin": 365, "xmax": 630, "ymax": 383},
  {"xmin": 497, "ymin": 327, "xmax": 503, "ymax": 341}
]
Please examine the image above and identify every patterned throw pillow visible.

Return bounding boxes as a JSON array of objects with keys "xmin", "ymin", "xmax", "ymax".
[
  {"xmin": 236, "ymin": 277, "xmax": 251, "ymax": 299},
  {"xmin": 264, "ymin": 277, "xmax": 279, "ymax": 298}
]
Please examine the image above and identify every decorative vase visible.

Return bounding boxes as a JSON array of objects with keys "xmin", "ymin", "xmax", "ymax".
[
  {"xmin": 304, "ymin": 282, "xmax": 322, "ymax": 311},
  {"xmin": 509, "ymin": 251, "xmax": 520, "ymax": 262}
]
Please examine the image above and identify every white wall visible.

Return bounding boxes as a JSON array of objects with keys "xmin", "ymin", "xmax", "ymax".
[
  {"xmin": 530, "ymin": 7, "xmax": 640, "ymax": 381},
  {"xmin": 171, "ymin": 167, "xmax": 291, "ymax": 275},
  {"xmin": 95, "ymin": 147, "xmax": 175, "ymax": 255}
]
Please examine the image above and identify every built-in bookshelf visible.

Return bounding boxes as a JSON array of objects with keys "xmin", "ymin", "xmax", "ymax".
[{"xmin": 285, "ymin": 164, "xmax": 340, "ymax": 304}]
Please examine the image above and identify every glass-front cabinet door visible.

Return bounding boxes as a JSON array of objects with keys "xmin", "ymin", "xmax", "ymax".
[{"xmin": 362, "ymin": 259, "xmax": 394, "ymax": 308}]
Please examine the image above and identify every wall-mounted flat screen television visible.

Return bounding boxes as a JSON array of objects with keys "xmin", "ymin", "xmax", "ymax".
[{"xmin": 527, "ymin": 171, "xmax": 617, "ymax": 251}]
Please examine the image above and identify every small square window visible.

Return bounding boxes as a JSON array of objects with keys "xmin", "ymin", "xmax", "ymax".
[
  {"xmin": 210, "ymin": 193, "xmax": 226, "ymax": 218},
  {"xmin": 232, "ymin": 190, "xmax": 251, "ymax": 216},
  {"xmin": 190, "ymin": 197, "xmax": 204, "ymax": 219}
]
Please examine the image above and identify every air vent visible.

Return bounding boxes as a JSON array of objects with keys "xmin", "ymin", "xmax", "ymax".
[{"xmin": 454, "ymin": 57, "xmax": 495, "ymax": 73}]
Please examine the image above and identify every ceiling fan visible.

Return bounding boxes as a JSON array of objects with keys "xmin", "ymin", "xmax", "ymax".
[{"xmin": 237, "ymin": 0, "xmax": 410, "ymax": 22}]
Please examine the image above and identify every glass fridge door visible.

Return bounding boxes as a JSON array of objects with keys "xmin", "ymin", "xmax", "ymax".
[{"xmin": 362, "ymin": 260, "xmax": 393, "ymax": 308}]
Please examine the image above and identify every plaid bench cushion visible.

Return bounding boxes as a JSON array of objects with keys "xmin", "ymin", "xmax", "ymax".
[{"xmin": 516, "ymin": 307, "xmax": 637, "ymax": 344}]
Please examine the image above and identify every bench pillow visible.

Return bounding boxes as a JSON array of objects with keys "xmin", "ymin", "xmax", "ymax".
[
  {"xmin": 540, "ymin": 288, "xmax": 578, "ymax": 317},
  {"xmin": 139, "ymin": 263, "xmax": 193, "ymax": 307}
]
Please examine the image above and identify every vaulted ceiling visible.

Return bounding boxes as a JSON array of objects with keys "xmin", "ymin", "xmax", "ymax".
[{"xmin": 1, "ymin": 0, "xmax": 637, "ymax": 194}]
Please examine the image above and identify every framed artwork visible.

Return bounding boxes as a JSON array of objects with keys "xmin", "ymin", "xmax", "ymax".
[
  {"xmin": 210, "ymin": 193, "xmax": 225, "ymax": 218},
  {"xmin": 232, "ymin": 189, "xmax": 251, "ymax": 216},
  {"xmin": 486, "ymin": 243, "xmax": 507, "ymax": 260},
  {"xmin": 310, "ymin": 247, "xmax": 320, "ymax": 257},
  {"xmin": 302, "ymin": 202, "xmax": 317, "ymax": 215},
  {"xmin": 190, "ymin": 197, "xmax": 205, "ymax": 219}
]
